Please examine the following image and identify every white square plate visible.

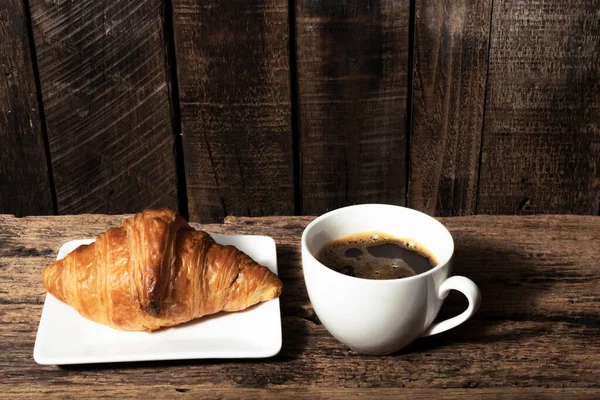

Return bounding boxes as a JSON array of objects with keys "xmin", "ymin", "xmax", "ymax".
[{"xmin": 33, "ymin": 234, "xmax": 282, "ymax": 365}]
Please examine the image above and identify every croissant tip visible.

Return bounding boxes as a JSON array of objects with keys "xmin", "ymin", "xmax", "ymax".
[
  {"xmin": 267, "ymin": 276, "xmax": 284, "ymax": 300},
  {"xmin": 42, "ymin": 260, "xmax": 66, "ymax": 302}
]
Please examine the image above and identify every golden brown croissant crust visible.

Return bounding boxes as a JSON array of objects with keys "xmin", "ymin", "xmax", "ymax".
[{"xmin": 42, "ymin": 209, "xmax": 283, "ymax": 331}]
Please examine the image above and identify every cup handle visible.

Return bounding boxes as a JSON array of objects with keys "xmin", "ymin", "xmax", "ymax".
[{"xmin": 420, "ymin": 276, "xmax": 481, "ymax": 337}]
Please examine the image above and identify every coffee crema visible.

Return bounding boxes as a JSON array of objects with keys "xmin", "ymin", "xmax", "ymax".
[{"xmin": 316, "ymin": 231, "xmax": 437, "ymax": 280}]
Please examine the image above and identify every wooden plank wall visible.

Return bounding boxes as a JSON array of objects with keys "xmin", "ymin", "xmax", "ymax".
[
  {"xmin": 172, "ymin": 0, "xmax": 294, "ymax": 223},
  {"xmin": 28, "ymin": 0, "xmax": 179, "ymax": 215},
  {"xmin": 477, "ymin": 0, "xmax": 600, "ymax": 215},
  {"xmin": 296, "ymin": 0, "xmax": 410, "ymax": 215},
  {"xmin": 1, "ymin": 0, "xmax": 599, "ymax": 220},
  {"xmin": 0, "ymin": 0, "xmax": 54, "ymax": 216},
  {"xmin": 408, "ymin": 0, "xmax": 492, "ymax": 216}
]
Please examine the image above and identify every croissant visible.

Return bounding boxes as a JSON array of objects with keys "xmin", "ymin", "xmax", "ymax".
[{"xmin": 42, "ymin": 209, "xmax": 283, "ymax": 331}]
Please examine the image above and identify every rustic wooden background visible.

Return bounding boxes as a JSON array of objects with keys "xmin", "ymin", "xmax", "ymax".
[{"xmin": 1, "ymin": 0, "xmax": 599, "ymax": 222}]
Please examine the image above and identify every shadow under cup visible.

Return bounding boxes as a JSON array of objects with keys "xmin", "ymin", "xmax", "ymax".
[{"xmin": 301, "ymin": 204, "xmax": 457, "ymax": 355}]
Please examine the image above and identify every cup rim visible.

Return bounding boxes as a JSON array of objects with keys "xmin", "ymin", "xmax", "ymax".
[{"xmin": 301, "ymin": 204, "xmax": 454, "ymax": 283}]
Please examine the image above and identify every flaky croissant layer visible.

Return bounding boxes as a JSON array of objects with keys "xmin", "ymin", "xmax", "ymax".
[{"xmin": 42, "ymin": 209, "xmax": 283, "ymax": 331}]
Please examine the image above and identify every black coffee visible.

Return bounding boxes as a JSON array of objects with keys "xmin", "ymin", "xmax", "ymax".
[{"xmin": 316, "ymin": 231, "xmax": 437, "ymax": 280}]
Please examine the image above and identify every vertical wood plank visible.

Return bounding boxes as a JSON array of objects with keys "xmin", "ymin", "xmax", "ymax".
[
  {"xmin": 173, "ymin": 0, "xmax": 294, "ymax": 223},
  {"xmin": 477, "ymin": 0, "xmax": 600, "ymax": 214},
  {"xmin": 296, "ymin": 0, "xmax": 410, "ymax": 215},
  {"xmin": 0, "ymin": 0, "xmax": 54, "ymax": 216},
  {"xmin": 29, "ymin": 0, "xmax": 179, "ymax": 214},
  {"xmin": 408, "ymin": 0, "xmax": 492, "ymax": 216}
]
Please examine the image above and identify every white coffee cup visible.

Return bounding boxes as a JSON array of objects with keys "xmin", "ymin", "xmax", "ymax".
[{"xmin": 301, "ymin": 204, "xmax": 481, "ymax": 355}]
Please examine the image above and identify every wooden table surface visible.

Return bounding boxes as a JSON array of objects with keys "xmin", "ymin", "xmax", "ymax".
[{"xmin": 1, "ymin": 214, "xmax": 599, "ymax": 399}]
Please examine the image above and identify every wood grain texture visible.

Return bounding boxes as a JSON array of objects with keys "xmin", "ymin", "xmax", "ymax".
[
  {"xmin": 173, "ymin": 0, "xmax": 294, "ymax": 223},
  {"xmin": 0, "ymin": 214, "xmax": 598, "ymax": 395},
  {"xmin": 409, "ymin": 0, "xmax": 492, "ymax": 216},
  {"xmin": 296, "ymin": 0, "xmax": 410, "ymax": 215},
  {"xmin": 28, "ymin": 0, "xmax": 179, "ymax": 214},
  {"xmin": 477, "ymin": 0, "xmax": 600, "ymax": 214},
  {"xmin": 0, "ymin": 387, "xmax": 598, "ymax": 400},
  {"xmin": 0, "ymin": 0, "xmax": 54, "ymax": 216}
]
